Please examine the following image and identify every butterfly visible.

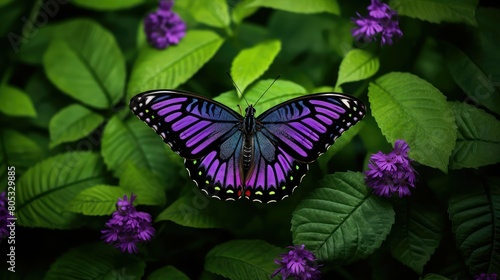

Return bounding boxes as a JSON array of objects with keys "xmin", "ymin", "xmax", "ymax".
[{"xmin": 130, "ymin": 90, "xmax": 365, "ymax": 203}]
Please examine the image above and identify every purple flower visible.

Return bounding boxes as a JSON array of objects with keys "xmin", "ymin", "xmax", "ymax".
[
  {"xmin": 352, "ymin": 0, "xmax": 402, "ymax": 45},
  {"xmin": 364, "ymin": 140, "xmax": 417, "ymax": 197},
  {"xmin": 272, "ymin": 244, "xmax": 321, "ymax": 280},
  {"xmin": 0, "ymin": 192, "xmax": 12, "ymax": 239},
  {"xmin": 101, "ymin": 193, "xmax": 155, "ymax": 253},
  {"xmin": 144, "ymin": 0, "xmax": 186, "ymax": 49},
  {"xmin": 475, "ymin": 273, "xmax": 498, "ymax": 280}
]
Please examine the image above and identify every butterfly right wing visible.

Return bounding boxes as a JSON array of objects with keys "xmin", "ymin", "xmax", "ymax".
[{"xmin": 130, "ymin": 90, "xmax": 243, "ymax": 159}]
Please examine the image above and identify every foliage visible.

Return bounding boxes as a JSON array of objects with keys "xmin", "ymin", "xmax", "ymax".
[{"xmin": 0, "ymin": 0, "xmax": 498, "ymax": 279}]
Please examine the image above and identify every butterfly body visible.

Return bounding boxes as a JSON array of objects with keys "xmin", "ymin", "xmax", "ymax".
[{"xmin": 130, "ymin": 90, "xmax": 365, "ymax": 203}]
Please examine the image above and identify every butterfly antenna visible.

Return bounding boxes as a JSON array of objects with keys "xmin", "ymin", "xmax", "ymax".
[
  {"xmin": 226, "ymin": 72, "xmax": 249, "ymax": 107},
  {"xmin": 254, "ymin": 75, "xmax": 280, "ymax": 106}
]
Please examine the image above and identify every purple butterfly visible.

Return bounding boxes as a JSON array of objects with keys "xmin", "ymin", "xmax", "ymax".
[{"xmin": 130, "ymin": 90, "xmax": 365, "ymax": 203}]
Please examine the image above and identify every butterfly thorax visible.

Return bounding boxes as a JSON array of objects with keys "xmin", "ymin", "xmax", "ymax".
[{"xmin": 241, "ymin": 106, "xmax": 256, "ymax": 172}]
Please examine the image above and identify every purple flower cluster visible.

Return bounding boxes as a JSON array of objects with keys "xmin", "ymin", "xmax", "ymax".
[
  {"xmin": 475, "ymin": 273, "xmax": 498, "ymax": 280},
  {"xmin": 102, "ymin": 194, "xmax": 155, "ymax": 253},
  {"xmin": 365, "ymin": 140, "xmax": 417, "ymax": 197},
  {"xmin": 272, "ymin": 244, "xmax": 321, "ymax": 280},
  {"xmin": 144, "ymin": 0, "xmax": 186, "ymax": 49},
  {"xmin": 0, "ymin": 192, "xmax": 11, "ymax": 239},
  {"xmin": 352, "ymin": 0, "xmax": 402, "ymax": 45}
]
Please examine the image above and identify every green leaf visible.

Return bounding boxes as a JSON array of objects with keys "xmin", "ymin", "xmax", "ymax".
[
  {"xmin": 240, "ymin": 0, "xmax": 340, "ymax": 15},
  {"xmin": 205, "ymin": 240, "xmax": 283, "ymax": 280},
  {"xmin": 189, "ymin": 0, "xmax": 230, "ymax": 28},
  {"xmin": 156, "ymin": 189, "xmax": 247, "ymax": 229},
  {"xmin": 18, "ymin": 25, "xmax": 55, "ymax": 64},
  {"xmin": 292, "ymin": 172, "xmax": 395, "ymax": 262},
  {"xmin": 43, "ymin": 19, "xmax": 126, "ymax": 109},
  {"xmin": 449, "ymin": 102, "xmax": 500, "ymax": 169},
  {"xmin": 230, "ymin": 40, "xmax": 281, "ymax": 95},
  {"xmin": 127, "ymin": 30, "xmax": 224, "ymax": 101},
  {"xmin": 0, "ymin": 85, "xmax": 36, "ymax": 117},
  {"xmin": 214, "ymin": 79, "xmax": 307, "ymax": 115},
  {"xmin": 71, "ymin": 0, "xmax": 145, "ymax": 10},
  {"xmin": 119, "ymin": 162, "xmax": 167, "ymax": 206},
  {"xmin": 67, "ymin": 185, "xmax": 127, "ymax": 216},
  {"xmin": 368, "ymin": 72, "xmax": 457, "ymax": 172},
  {"xmin": 421, "ymin": 274, "xmax": 451, "ymax": 280},
  {"xmin": 101, "ymin": 116, "xmax": 172, "ymax": 183},
  {"xmin": 49, "ymin": 104, "xmax": 104, "ymax": 148},
  {"xmin": 448, "ymin": 177, "xmax": 500, "ymax": 274},
  {"xmin": 17, "ymin": 152, "xmax": 106, "ymax": 229},
  {"xmin": 388, "ymin": 200, "xmax": 445, "ymax": 274},
  {"xmin": 0, "ymin": 129, "xmax": 43, "ymax": 186},
  {"xmin": 389, "ymin": 0, "xmax": 478, "ymax": 26},
  {"xmin": 231, "ymin": 2, "xmax": 258, "ymax": 24},
  {"xmin": 336, "ymin": 49, "xmax": 380, "ymax": 87},
  {"xmin": 45, "ymin": 243, "xmax": 145, "ymax": 280},
  {"xmin": 0, "ymin": 0, "xmax": 13, "ymax": 7},
  {"xmin": 446, "ymin": 44, "xmax": 500, "ymax": 115},
  {"xmin": 147, "ymin": 265, "xmax": 190, "ymax": 280}
]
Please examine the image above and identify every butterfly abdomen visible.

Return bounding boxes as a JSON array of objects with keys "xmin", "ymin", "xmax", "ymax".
[{"xmin": 242, "ymin": 136, "xmax": 253, "ymax": 172}]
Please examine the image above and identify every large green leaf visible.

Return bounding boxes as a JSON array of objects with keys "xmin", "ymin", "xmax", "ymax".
[
  {"xmin": 189, "ymin": 0, "xmax": 230, "ymax": 29},
  {"xmin": 101, "ymin": 116, "xmax": 172, "ymax": 183},
  {"xmin": 127, "ymin": 30, "xmax": 224, "ymax": 101},
  {"xmin": 389, "ymin": 0, "xmax": 478, "ymax": 26},
  {"xmin": 156, "ymin": 188, "xmax": 247, "ymax": 229},
  {"xmin": 448, "ymin": 177, "xmax": 500, "ymax": 274},
  {"xmin": 336, "ymin": 49, "xmax": 379, "ymax": 88},
  {"xmin": 67, "ymin": 185, "xmax": 128, "ymax": 216},
  {"xmin": 214, "ymin": 79, "xmax": 307, "ymax": 115},
  {"xmin": 449, "ymin": 102, "xmax": 500, "ymax": 169},
  {"xmin": 43, "ymin": 19, "xmax": 126, "ymax": 109},
  {"xmin": 17, "ymin": 152, "xmax": 106, "ymax": 229},
  {"xmin": 49, "ymin": 104, "xmax": 104, "ymax": 148},
  {"xmin": 388, "ymin": 200, "xmax": 445, "ymax": 274},
  {"xmin": 45, "ymin": 243, "xmax": 145, "ymax": 279},
  {"xmin": 291, "ymin": 172, "xmax": 395, "ymax": 262},
  {"xmin": 147, "ymin": 266, "xmax": 190, "ymax": 280},
  {"xmin": 368, "ymin": 72, "xmax": 457, "ymax": 172},
  {"xmin": 0, "ymin": 85, "xmax": 36, "ymax": 117},
  {"xmin": 119, "ymin": 162, "xmax": 167, "ymax": 206},
  {"xmin": 205, "ymin": 240, "xmax": 283, "ymax": 280},
  {"xmin": 230, "ymin": 40, "xmax": 281, "ymax": 95},
  {"xmin": 71, "ymin": 0, "xmax": 145, "ymax": 10},
  {"xmin": 239, "ymin": 0, "xmax": 340, "ymax": 15},
  {"xmin": 0, "ymin": 129, "xmax": 43, "ymax": 188},
  {"xmin": 446, "ymin": 44, "xmax": 500, "ymax": 115}
]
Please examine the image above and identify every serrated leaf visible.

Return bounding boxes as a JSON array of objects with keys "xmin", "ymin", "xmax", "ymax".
[
  {"xmin": 230, "ymin": 40, "xmax": 281, "ymax": 95},
  {"xmin": 368, "ymin": 72, "xmax": 457, "ymax": 172},
  {"xmin": 156, "ymin": 189, "xmax": 247, "ymax": 229},
  {"xmin": 389, "ymin": 0, "xmax": 478, "ymax": 26},
  {"xmin": 49, "ymin": 104, "xmax": 104, "ymax": 148},
  {"xmin": 446, "ymin": 44, "xmax": 500, "ymax": 115},
  {"xmin": 189, "ymin": 0, "xmax": 230, "ymax": 28},
  {"xmin": 17, "ymin": 152, "xmax": 106, "ymax": 229},
  {"xmin": 292, "ymin": 171, "xmax": 395, "ymax": 262},
  {"xmin": 449, "ymin": 102, "xmax": 500, "ymax": 169},
  {"xmin": 448, "ymin": 177, "xmax": 500, "ymax": 274},
  {"xmin": 388, "ymin": 200, "xmax": 445, "ymax": 274},
  {"xmin": 127, "ymin": 30, "xmax": 224, "ymax": 101},
  {"xmin": 45, "ymin": 243, "xmax": 145, "ymax": 280},
  {"xmin": 147, "ymin": 265, "xmax": 190, "ymax": 280},
  {"xmin": 67, "ymin": 185, "xmax": 127, "ymax": 216},
  {"xmin": 71, "ymin": 0, "xmax": 145, "ymax": 10},
  {"xmin": 119, "ymin": 162, "xmax": 167, "ymax": 206},
  {"xmin": 101, "ymin": 116, "xmax": 172, "ymax": 183},
  {"xmin": 241, "ymin": 0, "xmax": 340, "ymax": 15},
  {"xmin": 214, "ymin": 79, "xmax": 307, "ymax": 115},
  {"xmin": 43, "ymin": 19, "xmax": 126, "ymax": 109},
  {"xmin": 205, "ymin": 240, "xmax": 283, "ymax": 280},
  {"xmin": 0, "ymin": 85, "xmax": 36, "ymax": 117},
  {"xmin": 336, "ymin": 49, "xmax": 379, "ymax": 87}
]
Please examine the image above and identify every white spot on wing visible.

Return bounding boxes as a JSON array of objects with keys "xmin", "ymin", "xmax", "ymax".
[
  {"xmin": 144, "ymin": 95, "xmax": 155, "ymax": 105},
  {"xmin": 341, "ymin": 99, "xmax": 351, "ymax": 108}
]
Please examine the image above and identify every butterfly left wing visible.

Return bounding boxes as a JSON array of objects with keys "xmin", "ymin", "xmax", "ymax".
[{"xmin": 242, "ymin": 93, "xmax": 365, "ymax": 203}]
